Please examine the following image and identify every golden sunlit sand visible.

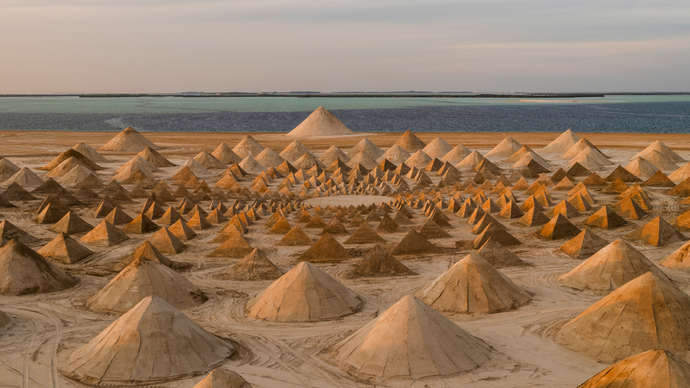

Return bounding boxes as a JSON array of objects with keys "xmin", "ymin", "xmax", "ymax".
[{"xmin": 2, "ymin": 109, "xmax": 690, "ymax": 386}]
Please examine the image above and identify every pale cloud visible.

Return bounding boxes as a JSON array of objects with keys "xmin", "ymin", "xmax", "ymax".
[{"xmin": 0, "ymin": 0, "xmax": 689, "ymax": 93}]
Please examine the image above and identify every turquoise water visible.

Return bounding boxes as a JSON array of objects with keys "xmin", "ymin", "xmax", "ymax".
[
  {"xmin": 1, "ymin": 95, "xmax": 690, "ymax": 114},
  {"xmin": 0, "ymin": 95, "xmax": 688, "ymax": 133}
]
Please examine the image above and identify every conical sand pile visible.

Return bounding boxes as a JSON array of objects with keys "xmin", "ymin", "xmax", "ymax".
[
  {"xmin": 0, "ymin": 158, "xmax": 21, "ymax": 181},
  {"xmin": 348, "ymin": 138, "xmax": 384, "ymax": 160},
  {"xmin": 579, "ymin": 349, "xmax": 690, "ymax": 388},
  {"xmin": 541, "ymin": 129, "xmax": 581, "ymax": 154},
  {"xmin": 299, "ymin": 233, "xmax": 352, "ymax": 262},
  {"xmin": 246, "ymin": 261, "xmax": 363, "ymax": 322},
  {"xmin": 72, "ymin": 143, "xmax": 109, "ymax": 163},
  {"xmin": 87, "ymin": 257, "xmax": 206, "ymax": 314},
  {"xmin": 558, "ymin": 239, "xmax": 667, "ymax": 291},
  {"xmin": 0, "ymin": 239, "xmax": 76, "ymax": 295},
  {"xmin": 37, "ymin": 233, "xmax": 92, "ymax": 264},
  {"xmin": 287, "ymin": 107, "xmax": 354, "ymax": 137},
  {"xmin": 98, "ymin": 126, "xmax": 159, "ymax": 152},
  {"xmin": 559, "ymin": 229, "xmax": 607, "ymax": 260},
  {"xmin": 376, "ymin": 144, "xmax": 410, "ymax": 165},
  {"xmin": 627, "ymin": 216, "xmax": 687, "ymax": 246},
  {"xmin": 396, "ymin": 130, "xmax": 426, "ymax": 153},
  {"xmin": 254, "ymin": 147, "xmax": 285, "ymax": 168},
  {"xmin": 80, "ymin": 220, "xmax": 130, "ymax": 247},
  {"xmin": 476, "ymin": 238, "xmax": 529, "ymax": 268},
  {"xmin": 632, "ymin": 140, "xmax": 686, "ymax": 163},
  {"xmin": 232, "ymin": 135, "xmax": 264, "ymax": 158},
  {"xmin": 193, "ymin": 368, "xmax": 253, "ymax": 388},
  {"xmin": 346, "ymin": 244, "xmax": 415, "ymax": 278},
  {"xmin": 625, "ymin": 157, "xmax": 659, "ymax": 177},
  {"xmin": 422, "ymin": 137, "xmax": 453, "ymax": 159},
  {"xmin": 557, "ymin": 272, "xmax": 690, "ymax": 363},
  {"xmin": 486, "ymin": 136, "xmax": 521, "ymax": 158},
  {"xmin": 222, "ymin": 248, "xmax": 283, "ymax": 281},
  {"xmin": 332, "ymin": 295, "xmax": 491, "ymax": 379},
  {"xmin": 416, "ymin": 253, "xmax": 530, "ymax": 314},
  {"xmin": 64, "ymin": 296, "xmax": 234, "ymax": 384}
]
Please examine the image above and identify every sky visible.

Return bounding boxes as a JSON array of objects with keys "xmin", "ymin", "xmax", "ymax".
[{"xmin": 1, "ymin": 0, "xmax": 689, "ymax": 94}]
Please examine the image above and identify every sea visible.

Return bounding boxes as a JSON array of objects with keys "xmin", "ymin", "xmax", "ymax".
[{"xmin": 0, "ymin": 95, "xmax": 689, "ymax": 134}]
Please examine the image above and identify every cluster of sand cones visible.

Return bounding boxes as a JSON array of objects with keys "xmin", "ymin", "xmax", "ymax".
[{"xmin": 2, "ymin": 106, "xmax": 690, "ymax": 386}]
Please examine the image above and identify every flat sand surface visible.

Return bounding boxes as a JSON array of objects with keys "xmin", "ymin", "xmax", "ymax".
[{"xmin": 0, "ymin": 131, "xmax": 689, "ymax": 387}]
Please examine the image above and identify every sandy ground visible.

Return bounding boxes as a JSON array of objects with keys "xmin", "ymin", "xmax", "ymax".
[{"xmin": 0, "ymin": 131, "xmax": 689, "ymax": 387}]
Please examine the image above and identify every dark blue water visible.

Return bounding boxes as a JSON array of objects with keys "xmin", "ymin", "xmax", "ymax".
[{"xmin": 0, "ymin": 101, "xmax": 688, "ymax": 133}]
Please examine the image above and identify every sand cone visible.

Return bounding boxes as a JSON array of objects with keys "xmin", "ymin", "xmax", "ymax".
[
  {"xmin": 627, "ymin": 216, "xmax": 687, "ymax": 246},
  {"xmin": 333, "ymin": 295, "xmax": 491, "ymax": 378},
  {"xmin": 98, "ymin": 126, "xmax": 159, "ymax": 152},
  {"xmin": 148, "ymin": 227, "xmax": 186, "ymax": 254},
  {"xmin": 579, "ymin": 349, "xmax": 690, "ymax": 388},
  {"xmin": 345, "ymin": 222, "xmax": 385, "ymax": 244},
  {"xmin": 168, "ymin": 219, "xmax": 197, "ymax": 241},
  {"xmin": 122, "ymin": 213, "xmax": 160, "ymax": 234},
  {"xmin": 299, "ymin": 233, "xmax": 351, "ymax": 262},
  {"xmin": 64, "ymin": 296, "xmax": 234, "ymax": 384},
  {"xmin": 222, "ymin": 248, "xmax": 283, "ymax": 281},
  {"xmin": 87, "ymin": 257, "xmax": 206, "ymax": 314},
  {"xmin": 0, "ymin": 220, "xmax": 39, "ymax": 246},
  {"xmin": 476, "ymin": 238, "xmax": 529, "ymax": 268},
  {"xmin": 391, "ymin": 229, "xmax": 441, "ymax": 255},
  {"xmin": 558, "ymin": 239, "xmax": 668, "ymax": 291},
  {"xmin": 557, "ymin": 272, "xmax": 690, "ymax": 363},
  {"xmin": 287, "ymin": 107, "xmax": 354, "ymax": 137},
  {"xmin": 416, "ymin": 253, "xmax": 530, "ymax": 314},
  {"xmin": 208, "ymin": 225, "xmax": 252, "ymax": 257},
  {"xmin": 538, "ymin": 213, "xmax": 581, "ymax": 240},
  {"xmin": 345, "ymin": 244, "xmax": 415, "ymax": 278},
  {"xmin": 37, "ymin": 233, "xmax": 92, "ymax": 264},
  {"xmin": 112, "ymin": 241, "xmax": 172, "ymax": 272},
  {"xmin": 559, "ymin": 229, "xmax": 608, "ymax": 260},
  {"xmin": 193, "ymin": 368, "xmax": 253, "ymax": 388},
  {"xmin": 80, "ymin": 220, "xmax": 130, "ymax": 247},
  {"xmin": 0, "ymin": 239, "xmax": 76, "ymax": 295},
  {"xmin": 276, "ymin": 224, "xmax": 312, "ymax": 246},
  {"xmin": 661, "ymin": 240, "xmax": 690, "ymax": 271},
  {"xmin": 246, "ymin": 261, "xmax": 363, "ymax": 322},
  {"xmin": 585, "ymin": 205, "xmax": 627, "ymax": 229},
  {"xmin": 396, "ymin": 130, "xmax": 426, "ymax": 153}
]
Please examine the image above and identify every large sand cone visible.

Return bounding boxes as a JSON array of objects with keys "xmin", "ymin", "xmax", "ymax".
[
  {"xmin": 0, "ymin": 239, "xmax": 76, "ymax": 295},
  {"xmin": 579, "ymin": 349, "xmax": 690, "ymax": 388},
  {"xmin": 37, "ymin": 233, "xmax": 92, "ymax": 264},
  {"xmin": 632, "ymin": 140, "xmax": 686, "ymax": 163},
  {"xmin": 86, "ymin": 258, "xmax": 206, "ymax": 314},
  {"xmin": 416, "ymin": 253, "xmax": 530, "ymax": 314},
  {"xmin": 558, "ymin": 239, "xmax": 668, "ymax": 292},
  {"xmin": 396, "ymin": 130, "xmax": 426, "ymax": 153},
  {"xmin": 333, "ymin": 295, "xmax": 491, "ymax": 379},
  {"xmin": 538, "ymin": 213, "xmax": 581, "ymax": 240},
  {"xmin": 559, "ymin": 229, "xmax": 608, "ymax": 260},
  {"xmin": 112, "ymin": 241, "xmax": 172, "ymax": 272},
  {"xmin": 662, "ymin": 240, "xmax": 690, "ymax": 271},
  {"xmin": 627, "ymin": 216, "xmax": 687, "ymax": 246},
  {"xmin": 475, "ymin": 238, "xmax": 529, "ymax": 268},
  {"xmin": 222, "ymin": 248, "xmax": 283, "ymax": 281},
  {"xmin": 540, "ymin": 129, "xmax": 581, "ymax": 154},
  {"xmin": 298, "ymin": 233, "xmax": 352, "ymax": 262},
  {"xmin": 287, "ymin": 107, "xmax": 354, "ymax": 137},
  {"xmin": 276, "ymin": 224, "xmax": 312, "ymax": 246},
  {"xmin": 80, "ymin": 220, "xmax": 130, "ymax": 247},
  {"xmin": 193, "ymin": 368, "xmax": 253, "ymax": 388},
  {"xmin": 64, "ymin": 296, "xmax": 234, "ymax": 385},
  {"xmin": 557, "ymin": 272, "xmax": 690, "ymax": 363},
  {"xmin": 246, "ymin": 261, "xmax": 363, "ymax": 322},
  {"xmin": 345, "ymin": 244, "xmax": 415, "ymax": 278},
  {"xmin": 391, "ymin": 229, "xmax": 441, "ymax": 255},
  {"xmin": 72, "ymin": 143, "xmax": 109, "ymax": 164},
  {"xmin": 345, "ymin": 222, "xmax": 385, "ymax": 244},
  {"xmin": 0, "ymin": 220, "xmax": 39, "ymax": 246},
  {"xmin": 208, "ymin": 225, "xmax": 253, "ymax": 258},
  {"xmin": 485, "ymin": 136, "xmax": 521, "ymax": 159},
  {"xmin": 98, "ymin": 126, "xmax": 159, "ymax": 152}
]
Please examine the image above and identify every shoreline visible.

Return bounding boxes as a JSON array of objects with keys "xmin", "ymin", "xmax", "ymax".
[{"xmin": 1, "ymin": 130, "xmax": 689, "ymax": 156}]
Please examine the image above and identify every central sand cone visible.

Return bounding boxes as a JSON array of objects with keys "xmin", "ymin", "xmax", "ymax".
[
  {"xmin": 193, "ymin": 368, "xmax": 253, "ymax": 388},
  {"xmin": 333, "ymin": 295, "xmax": 492, "ymax": 379},
  {"xmin": 98, "ymin": 126, "xmax": 160, "ymax": 152},
  {"xmin": 662, "ymin": 240, "xmax": 690, "ymax": 271},
  {"xmin": 396, "ymin": 130, "xmax": 426, "ymax": 153},
  {"xmin": 246, "ymin": 261, "xmax": 363, "ymax": 322},
  {"xmin": 558, "ymin": 239, "xmax": 668, "ymax": 292},
  {"xmin": 579, "ymin": 349, "xmax": 690, "ymax": 388},
  {"xmin": 557, "ymin": 272, "xmax": 690, "ymax": 363},
  {"xmin": 86, "ymin": 257, "xmax": 207, "ymax": 314},
  {"xmin": 559, "ymin": 229, "xmax": 608, "ymax": 260},
  {"xmin": 37, "ymin": 233, "xmax": 92, "ymax": 264},
  {"xmin": 64, "ymin": 296, "xmax": 234, "ymax": 385},
  {"xmin": 346, "ymin": 244, "xmax": 415, "ymax": 278},
  {"xmin": 287, "ymin": 106, "xmax": 354, "ymax": 137},
  {"xmin": 416, "ymin": 253, "xmax": 530, "ymax": 314},
  {"xmin": 0, "ymin": 239, "xmax": 76, "ymax": 295},
  {"xmin": 298, "ymin": 233, "xmax": 352, "ymax": 262},
  {"xmin": 222, "ymin": 248, "xmax": 283, "ymax": 281},
  {"xmin": 485, "ymin": 136, "xmax": 521, "ymax": 159},
  {"xmin": 540, "ymin": 129, "xmax": 581, "ymax": 154}
]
